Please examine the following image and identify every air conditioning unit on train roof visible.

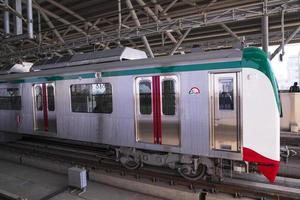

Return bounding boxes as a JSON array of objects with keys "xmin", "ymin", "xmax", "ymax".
[
  {"xmin": 0, "ymin": 62, "xmax": 33, "ymax": 75},
  {"xmin": 31, "ymin": 47, "xmax": 148, "ymax": 71}
]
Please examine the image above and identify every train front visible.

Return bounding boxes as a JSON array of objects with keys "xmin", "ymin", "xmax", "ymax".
[{"xmin": 241, "ymin": 47, "xmax": 281, "ymax": 182}]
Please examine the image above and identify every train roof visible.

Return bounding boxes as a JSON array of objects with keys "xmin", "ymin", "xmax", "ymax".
[
  {"xmin": 31, "ymin": 47, "xmax": 148, "ymax": 71},
  {"xmin": 0, "ymin": 47, "xmax": 243, "ymax": 81}
]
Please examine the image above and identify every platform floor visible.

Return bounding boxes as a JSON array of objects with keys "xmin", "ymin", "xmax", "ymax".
[{"xmin": 0, "ymin": 159, "xmax": 161, "ymax": 200}]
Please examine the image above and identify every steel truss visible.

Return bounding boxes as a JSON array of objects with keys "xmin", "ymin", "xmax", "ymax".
[{"xmin": 0, "ymin": 0, "xmax": 300, "ymax": 63}]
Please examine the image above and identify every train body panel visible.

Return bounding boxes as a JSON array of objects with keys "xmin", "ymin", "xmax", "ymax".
[
  {"xmin": 242, "ymin": 68, "xmax": 280, "ymax": 161},
  {"xmin": 0, "ymin": 47, "xmax": 280, "ymax": 182}
]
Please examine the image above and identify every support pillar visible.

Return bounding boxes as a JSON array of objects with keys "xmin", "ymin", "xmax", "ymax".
[
  {"xmin": 27, "ymin": 0, "xmax": 33, "ymax": 39},
  {"xmin": 4, "ymin": 0, "xmax": 10, "ymax": 35},
  {"xmin": 14, "ymin": 0, "xmax": 23, "ymax": 35},
  {"xmin": 262, "ymin": 0, "xmax": 269, "ymax": 54}
]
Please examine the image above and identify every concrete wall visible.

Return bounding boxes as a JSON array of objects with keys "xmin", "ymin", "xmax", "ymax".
[{"xmin": 280, "ymin": 92, "xmax": 300, "ymax": 132}]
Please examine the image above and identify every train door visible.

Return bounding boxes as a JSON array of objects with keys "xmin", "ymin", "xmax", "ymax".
[
  {"xmin": 33, "ymin": 83, "xmax": 57, "ymax": 133},
  {"xmin": 135, "ymin": 75, "xmax": 180, "ymax": 146},
  {"xmin": 211, "ymin": 72, "xmax": 240, "ymax": 151}
]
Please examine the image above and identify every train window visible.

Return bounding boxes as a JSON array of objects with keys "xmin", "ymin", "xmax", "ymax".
[
  {"xmin": 162, "ymin": 80, "xmax": 176, "ymax": 115},
  {"xmin": 47, "ymin": 85, "xmax": 55, "ymax": 111},
  {"xmin": 70, "ymin": 83, "xmax": 112, "ymax": 113},
  {"xmin": 218, "ymin": 78, "xmax": 234, "ymax": 110},
  {"xmin": 35, "ymin": 86, "xmax": 43, "ymax": 111},
  {"xmin": 0, "ymin": 88, "xmax": 21, "ymax": 110},
  {"xmin": 139, "ymin": 81, "xmax": 152, "ymax": 115}
]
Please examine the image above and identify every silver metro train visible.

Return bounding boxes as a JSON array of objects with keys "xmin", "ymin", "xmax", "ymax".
[{"xmin": 0, "ymin": 47, "xmax": 280, "ymax": 182}]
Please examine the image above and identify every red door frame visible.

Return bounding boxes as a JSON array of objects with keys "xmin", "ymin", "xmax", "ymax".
[
  {"xmin": 152, "ymin": 76, "xmax": 162, "ymax": 144},
  {"xmin": 41, "ymin": 83, "xmax": 49, "ymax": 131}
]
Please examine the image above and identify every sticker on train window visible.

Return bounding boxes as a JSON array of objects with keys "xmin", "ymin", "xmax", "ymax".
[
  {"xmin": 92, "ymin": 84, "xmax": 106, "ymax": 95},
  {"xmin": 218, "ymin": 78, "xmax": 234, "ymax": 110}
]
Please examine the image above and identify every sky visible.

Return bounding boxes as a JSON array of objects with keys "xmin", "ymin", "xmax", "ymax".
[{"xmin": 269, "ymin": 43, "xmax": 300, "ymax": 89}]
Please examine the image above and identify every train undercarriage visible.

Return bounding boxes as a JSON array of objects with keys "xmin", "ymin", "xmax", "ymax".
[{"xmin": 116, "ymin": 147, "xmax": 253, "ymax": 181}]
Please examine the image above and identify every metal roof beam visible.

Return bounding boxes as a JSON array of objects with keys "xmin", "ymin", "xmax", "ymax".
[
  {"xmin": 220, "ymin": 23, "xmax": 240, "ymax": 42},
  {"xmin": 46, "ymin": 0, "xmax": 112, "ymax": 33},
  {"xmin": 169, "ymin": 28, "xmax": 191, "ymax": 55},
  {"xmin": 151, "ymin": 0, "xmax": 182, "ymax": 36},
  {"xmin": 46, "ymin": 0, "xmax": 86, "ymax": 23},
  {"xmin": 200, "ymin": 0, "xmax": 218, "ymax": 14},
  {"xmin": 40, "ymin": 10, "xmax": 73, "ymax": 55},
  {"xmin": 161, "ymin": 0, "xmax": 178, "ymax": 15},
  {"xmin": 135, "ymin": 0, "xmax": 177, "ymax": 44},
  {"xmin": 270, "ymin": 24, "xmax": 300, "ymax": 60},
  {"xmin": 40, "ymin": 11, "xmax": 64, "ymax": 43},
  {"xmin": 183, "ymin": 0, "xmax": 201, "ymax": 9},
  {"xmin": 31, "ymin": 0, "xmax": 88, "ymax": 36},
  {"xmin": 126, "ymin": 0, "xmax": 154, "ymax": 58}
]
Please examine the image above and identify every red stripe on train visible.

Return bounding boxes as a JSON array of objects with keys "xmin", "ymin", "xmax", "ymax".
[
  {"xmin": 152, "ymin": 77, "xmax": 157, "ymax": 144},
  {"xmin": 152, "ymin": 76, "xmax": 162, "ymax": 144},
  {"xmin": 156, "ymin": 76, "xmax": 162, "ymax": 144},
  {"xmin": 42, "ymin": 83, "xmax": 49, "ymax": 132},
  {"xmin": 243, "ymin": 147, "xmax": 280, "ymax": 182}
]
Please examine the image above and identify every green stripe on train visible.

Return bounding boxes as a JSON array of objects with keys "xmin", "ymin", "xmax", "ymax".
[
  {"xmin": 0, "ymin": 73, "xmax": 96, "ymax": 84},
  {"xmin": 101, "ymin": 61, "xmax": 241, "ymax": 77}
]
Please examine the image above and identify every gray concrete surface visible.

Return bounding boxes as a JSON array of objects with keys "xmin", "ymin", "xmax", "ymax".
[
  {"xmin": 50, "ymin": 183, "xmax": 162, "ymax": 200},
  {"xmin": 0, "ymin": 149, "xmax": 201, "ymax": 200},
  {"xmin": 0, "ymin": 159, "xmax": 67, "ymax": 200},
  {"xmin": 0, "ymin": 159, "xmax": 161, "ymax": 200}
]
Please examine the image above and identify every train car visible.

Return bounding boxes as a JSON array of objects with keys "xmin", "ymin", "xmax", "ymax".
[{"xmin": 0, "ymin": 47, "xmax": 280, "ymax": 182}]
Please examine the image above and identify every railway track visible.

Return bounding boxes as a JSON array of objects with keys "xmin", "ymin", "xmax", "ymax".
[{"xmin": 0, "ymin": 137, "xmax": 300, "ymax": 200}]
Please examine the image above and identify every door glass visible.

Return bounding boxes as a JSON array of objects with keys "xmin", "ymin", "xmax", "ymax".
[
  {"xmin": 35, "ymin": 86, "xmax": 43, "ymax": 111},
  {"xmin": 139, "ymin": 81, "xmax": 152, "ymax": 115},
  {"xmin": 47, "ymin": 85, "xmax": 55, "ymax": 111},
  {"xmin": 162, "ymin": 80, "xmax": 176, "ymax": 115}
]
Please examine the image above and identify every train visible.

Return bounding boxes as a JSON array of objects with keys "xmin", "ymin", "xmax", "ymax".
[{"xmin": 0, "ymin": 47, "xmax": 280, "ymax": 182}]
